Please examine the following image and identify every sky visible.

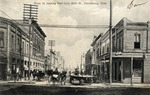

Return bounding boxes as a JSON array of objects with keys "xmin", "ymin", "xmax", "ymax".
[{"xmin": 0, "ymin": 0, "xmax": 150, "ymax": 69}]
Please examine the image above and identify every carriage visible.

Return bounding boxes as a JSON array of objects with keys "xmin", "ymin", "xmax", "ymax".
[
  {"xmin": 47, "ymin": 69, "xmax": 67, "ymax": 85},
  {"xmin": 69, "ymin": 74, "xmax": 95, "ymax": 85}
]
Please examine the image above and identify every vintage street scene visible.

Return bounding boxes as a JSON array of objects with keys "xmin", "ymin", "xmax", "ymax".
[{"xmin": 0, "ymin": 0, "xmax": 150, "ymax": 95}]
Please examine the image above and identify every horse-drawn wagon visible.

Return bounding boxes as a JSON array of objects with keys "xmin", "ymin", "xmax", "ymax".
[{"xmin": 69, "ymin": 75, "xmax": 95, "ymax": 85}]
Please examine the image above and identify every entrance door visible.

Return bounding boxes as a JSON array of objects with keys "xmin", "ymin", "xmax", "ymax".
[
  {"xmin": 133, "ymin": 60, "xmax": 143, "ymax": 83},
  {"xmin": 0, "ymin": 64, "xmax": 7, "ymax": 80},
  {"xmin": 113, "ymin": 62, "xmax": 122, "ymax": 82},
  {"xmin": 118, "ymin": 62, "xmax": 121, "ymax": 82}
]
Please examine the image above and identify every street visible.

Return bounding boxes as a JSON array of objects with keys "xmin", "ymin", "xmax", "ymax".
[{"xmin": 0, "ymin": 80, "xmax": 150, "ymax": 95}]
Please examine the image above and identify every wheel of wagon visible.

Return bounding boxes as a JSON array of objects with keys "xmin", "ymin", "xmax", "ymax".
[
  {"xmin": 70, "ymin": 78, "xmax": 73, "ymax": 84},
  {"xmin": 79, "ymin": 79, "xmax": 84, "ymax": 85}
]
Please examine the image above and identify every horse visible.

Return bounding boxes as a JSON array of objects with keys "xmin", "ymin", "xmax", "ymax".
[
  {"xmin": 47, "ymin": 70, "xmax": 67, "ymax": 85},
  {"xmin": 51, "ymin": 73, "xmax": 60, "ymax": 84},
  {"xmin": 60, "ymin": 71, "xmax": 67, "ymax": 85},
  {"xmin": 47, "ymin": 69, "xmax": 53, "ymax": 84}
]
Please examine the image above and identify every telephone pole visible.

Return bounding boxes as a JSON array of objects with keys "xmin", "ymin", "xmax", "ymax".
[
  {"xmin": 23, "ymin": 4, "xmax": 38, "ymax": 80},
  {"xmin": 109, "ymin": 0, "xmax": 112, "ymax": 84},
  {"xmin": 23, "ymin": 4, "xmax": 38, "ymax": 22}
]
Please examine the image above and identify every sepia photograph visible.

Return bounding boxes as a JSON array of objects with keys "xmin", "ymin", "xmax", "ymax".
[{"xmin": 0, "ymin": 0, "xmax": 150, "ymax": 95}]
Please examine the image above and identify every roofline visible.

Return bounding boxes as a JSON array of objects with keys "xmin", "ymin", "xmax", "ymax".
[
  {"xmin": 91, "ymin": 33, "xmax": 103, "ymax": 46},
  {"xmin": 0, "ymin": 17, "xmax": 24, "ymax": 33},
  {"xmin": 32, "ymin": 20, "xmax": 47, "ymax": 37},
  {"xmin": 0, "ymin": 17, "xmax": 47, "ymax": 37}
]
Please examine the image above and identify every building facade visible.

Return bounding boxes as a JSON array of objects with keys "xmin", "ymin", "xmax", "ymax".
[
  {"xmin": 0, "ymin": 17, "xmax": 46, "ymax": 80},
  {"xmin": 91, "ymin": 17, "xmax": 150, "ymax": 83},
  {"xmin": 85, "ymin": 49, "xmax": 93, "ymax": 75},
  {"xmin": 45, "ymin": 50, "xmax": 64, "ymax": 72},
  {"xmin": 91, "ymin": 34, "xmax": 104, "ymax": 80}
]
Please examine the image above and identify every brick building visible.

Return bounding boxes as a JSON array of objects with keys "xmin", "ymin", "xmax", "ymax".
[
  {"xmin": 0, "ymin": 17, "xmax": 46, "ymax": 80},
  {"xmin": 91, "ymin": 17, "xmax": 150, "ymax": 83}
]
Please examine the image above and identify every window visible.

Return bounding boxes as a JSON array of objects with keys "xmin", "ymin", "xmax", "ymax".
[
  {"xmin": 134, "ymin": 33, "xmax": 140, "ymax": 49},
  {"xmin": 116, "ymin": 34, "xmax": 119, "ymax": 51},
  {"xmin": 22, "ymin": 42, "xmax": 24, "ymax": 54},
  {"xmin": 116, "ymin": 31, "xmax": 123, "ymax": 51},
  {"xmin": 96, "ymin": 49, "xmax": 99, "ymax": 58},
  {"xmin": 106, "ymin": 44, "xmax": 109, "ymax": 53},
  {"xmin": 102, "ymin": 46, "xmax": 104, "ymax": 55},
  {"xmin": 27, "ymin": 44, "xmax": 28, "ymax": 54},
  {"xmin": 11, "ymin": 35, "xmax": 14, "ymax": 50},
  {"xmin": 119, "ymin": 32, "xmax": 123, "ymax": 51},
  {"xmin": 0, "ymin": 31, "xmax": 4, "ymax": 47},
  {"xmin": 18, "ymin": 38, "xmax": 20, "ymax": 52},
  {"xmin": 112, "ymin": 36, "xmax": 116, "ymax": 52}
]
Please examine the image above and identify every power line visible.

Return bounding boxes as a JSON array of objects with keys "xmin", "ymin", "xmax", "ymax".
[
  {"xmin": 0, "ymin": 10, "xmax": 14, "ymax": 20},
  {"xmin": 0, "ymin": 9, "xmax": 109, "ymax": 29},
  {"xmin": 0, "ymin": 9, "xmax": 149, "ymax": 30},
  {"xmin": 39, "ymin": 24, "xmax": 109, "ymax": 28}
]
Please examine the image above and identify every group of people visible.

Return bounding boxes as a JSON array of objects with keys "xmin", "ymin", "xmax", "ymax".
[
  {"xmin": 11, "ymin": 67, "xmax": 45, "ymax": 82},
  {"xmin": 74, "ymin": 68, "xmax": 84, "ymax": 75},
  {"xmin": 47, "ymin": 68, "xmax": 67, "ymax": 85},
  {"xmin": 12, "ymin": 69, "xmax": 22, "ymax": 82},
  {"xmin": 32, "ymin": 70, "xmax": 45, "ymax": 81},
  {"xmin": 11, "ymin": 67, "xmax": 68, "ymax": 85}
]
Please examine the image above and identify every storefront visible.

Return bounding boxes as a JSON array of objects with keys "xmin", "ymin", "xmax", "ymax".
[{"xmin": 112, "ymin": 53, "xmax": 144, "ymax": 83}]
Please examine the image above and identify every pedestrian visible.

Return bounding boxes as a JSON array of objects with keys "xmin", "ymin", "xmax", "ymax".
[
  {"xmin": 32, "ymin": 69, "xmax": 36, "ymax": 80},
  {"xmin": 48, "ymin": 69, "xmax": 53, "ymax": 84},
  {"xmin": 36, "ymin": 70, "xmax": 40, "ymax": 81},
  {"xmin": 80, "ymin": 69, "xmax": 84, "ymax": 75},
  {"xmin": 69, "ymin": 71, "xmax": 71, "ymax": 76},
  {"xmin": 74, "ymin": 68, "xmax": 79, "ymax": 75},
  {"xmin": 18, "ymin": 70, "xmax": 22, "ymax": 81}
]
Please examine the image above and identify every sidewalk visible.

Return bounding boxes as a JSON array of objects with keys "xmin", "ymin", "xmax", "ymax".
[
  {"xmin": 6, "ymin": 78, "xmax": 36, "ymax": 84},
  {"xmin": 0, "ymin": 79, "xmax": 150, "ymax": 88},
  {"xmin": 91, "ymin": 83, "xmax": 150, "ymax": 88}
]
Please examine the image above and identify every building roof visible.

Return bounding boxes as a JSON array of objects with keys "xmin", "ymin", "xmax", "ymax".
[
  {"xmin": 0, "ymin": 17, "xmax": 46, "ymax": 38},
  {"xmin": 13, "ymin": 20, "xmax": 47, "ymax": 38},
  {"xmin": 0, "ymin": 17, "xmax": 24, "ymax": 33},
  {"xmin": 32, "ymin": 20, "xmax": 47, "ymax": 37},
  {"xmin": 91, "ymin": 33, "xmax": 103, "ymax": 46}
]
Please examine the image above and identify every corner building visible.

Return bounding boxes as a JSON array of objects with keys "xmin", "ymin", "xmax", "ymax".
[{"xmin": 91, "ymin": 17, "xmax": 150, "ymax": 83}]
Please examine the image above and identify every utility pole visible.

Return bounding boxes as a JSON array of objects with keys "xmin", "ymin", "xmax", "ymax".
[
  {"xmin": 109, "ymin": 0, "xmax": 112, "ymax": 84},
  {"xmin": 23, "ymin": 4, "xmax": 38, "ymax": 80},
  {"xmin": 63, "ymin": 59, "xmax": 65, "ymax": 70},
  {"xmin": 131, "ymin": 54, "xmax": 133, "ymax": 86},
  {"xmin": 28, "ymin": 19, "xmax": 32, "ymax": 80},
  {"xmin": 23, "ymin": 4, "xmax": 38, "ymax": 22},
  {"xmin": 19, "ymin": 26, "xmax": 22, "ymax": 76},
  {"xmin": 80, "ymin": 55, "xmax": 82, "ymax": 72},
  {"xmin": 6, "ymin": 24, "xmax": 10, "ymax": 80}
]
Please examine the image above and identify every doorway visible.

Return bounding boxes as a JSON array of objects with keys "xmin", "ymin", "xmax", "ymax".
[
  {"xmin": 113, "ymin": 62, "xmax": 121, "ymax": 82},
  {"xmin": 0, "ymin": 64, "xmax": 7, "ymax": 80},
  {"xmin": 133, "ymin": 59, "xmax": 143, "ymax": 83}
]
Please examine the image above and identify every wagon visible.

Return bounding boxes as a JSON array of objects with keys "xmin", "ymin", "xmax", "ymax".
[{"xmin": 69, "ymin": 75, "xmax": 95, "ymax": 85}]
